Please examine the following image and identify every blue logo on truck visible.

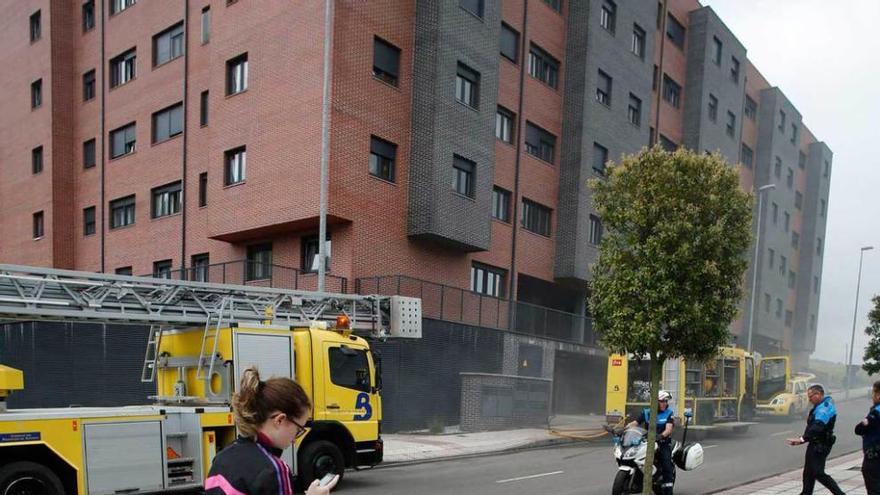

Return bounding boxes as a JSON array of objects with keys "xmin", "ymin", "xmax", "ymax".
[
  {"xmin": 354, "ymin": 392, "xmax": 372, "ymax": 421},
  {"xmin": 0, "ymin": 432, "xmax": 41, "ymax": 443}
]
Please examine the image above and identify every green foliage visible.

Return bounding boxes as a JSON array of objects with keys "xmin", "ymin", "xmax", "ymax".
[
  {"xmin": 863, "ymin": 295, "xmax": 880, "ymax": 375},
  {"xmin": 589, "ymin": 147, "xmax": 753, "ymax": 363}
]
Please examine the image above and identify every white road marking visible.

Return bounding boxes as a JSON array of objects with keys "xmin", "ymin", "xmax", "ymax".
[
  {"xmin": 702, "ymin": 444, "xmax": 718, "ymax": 449},
  {"xmin": 771, "ymin": 430, "xmax": 795, "ymax": 437},
  {"xmin": 496, "ymin": 471, "xmax": 565, "ymax": 484}
]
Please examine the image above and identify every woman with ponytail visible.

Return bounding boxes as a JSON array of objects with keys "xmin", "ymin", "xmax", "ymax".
[{"xmin": 205, "ymin": 367, "xmax": 338, "ymax": 495}]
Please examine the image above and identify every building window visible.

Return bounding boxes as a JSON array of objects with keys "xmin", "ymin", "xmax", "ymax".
[
  {"xmin": 201, "ymin": 6, "xmax": 210, "ymax": 44},
  {"xmin": 153, "ymin": 260, "xmax": 173, "ymax": 279},
  {"xmin": 110, "ymin": 122, "xmax": 136, "ymax": 158},
  {"xmin": 245, "ymin": 243, "xmax": 272, "ymax": 281},
  {"xmin": 200, "ymin": 90, "xmax": 209, "ymax": 126},
  {"xmin": 455, "ymin": 62, "xmax": 480, "ymax": 108},
  {"xmin": 726, "ymin": 111, "xmax": 736, "ymax": 137},
  {"xmin": 774, "ymin": 156, "xmax": 782, "ymax": 178},
  {"xmin": 778, "ymin": 109, "xmax": 786, "ymax": 132},
  {"xmin": 110, "ymin": 195, "xmax": 136, "ymax": 229},
  {"xmin": 795, "ymin": 190, "xmax": 803, "ymax": 210},
  {"xmin": 500, "ymin": 23, "xmax": 520, "ymax": 63},
  {"xmin": 788, "ymin": 270, "xmax": 796, "ymax": 289},
  {"xmin": 524, "ymin": 122, "xmax": 556, "ymax": 164},
  {"xmin": 707, "ymin": 94, "xmax": 718, "ymax": 122},
  {"xmin": 151, "ymin": 181, "xmax": 182, "ymax": 218},
  {"xmin": 813, "ymin": 276, "xmax": 819, "ymax": 294},
  {"xmin": 153, "ymin": 22, "xmax": 184, "ymax": 66},
  {"xmin": 82, "ymin": 1, "xmax": 95, "ymax": 31},
  {"xmin": 762, "ymin": 293, "xmax": 770, "ymax": 313},
  {"xmin": 820, "ymin": 198, "xmax": 826, "ymax": 217},
  {"xmin": 459, "ymin": 0, "xmax": 484, "ymax": 18},
  {"xmin": 30, "ymin": 10, "xmax": 41, "ymax": 42},
  {"xmin": 780, "ymin": 255, "xmax": 787, "ymax": 275},
  {"xmin": 786, "ymin": 168, "xmax": 794, "ymax": 189},
  {"xmin": 33, "ymin": 211, "xmax": 44, "ymax": 239},
  {"xmin": 816, "ymin": 237, "xmax": 823, "ymax": 255},
  {"xmin": 593, "ymin": 142, "xmax": 608, "ymax": 175},
  {"xmin": 784, "ymin": 211, "xmax": 790, "ymax": 232},
  {"xmin": 373, "ymin": 37, "xmax": 400, "ymax": 87},
  {"xmin": 543, "ymin": 0, "xmax": 562, "ymax": 12},
  {"xmin": 790, "ymin": 123, "xmax": 798, "ymax": 144},
  {"xmin": 110, "ymin": 48, "xmax": 136, "ymax": 87},
  {"xmin": 471, "ymin": 263, "xmax": 506, "ymax": 298},
  {"xmin": 110, "ymin": 0, "xmax": 136, "ymax": 15},
  {"xmin": 112, "ymin": 267, "xmax": 132, "ymax": 276},
  {"xmin": 771, "ymin": 202, "xmax": 778, "ymax": 224},
  {"xmin": 528, "ymin": 44, "xmax": 559, "ymax": 89},
  {"xmin": 596, "ymin": 69, "xmax": 612, "ymax": 106},
  {"xmin": 152, "ymin": 103, "xmax": 183, "ymax": 144},
  {"xmin": 83, "ymin": 70, "xmax": 96, "ymax": 101},
  {"xmin": 731, "ymin": 56, "xmax": 740, "ymax": 83},
  {"xmin": 768, "ymin": 248, "xmax": 775, "ymax": 269},
  {"xmin": 600, "ymin": 1, "xmax": 616, "ymax": 34},
  {"xmin": 659, "ymin": 134, "xmax": 677, "ymax": 152},
  {"xmin": 31, "ymin": 79, "xmax": 42, "ymax": 109},
  {"xmin": 823, "ymin": 160, "xmax": 830, "ymax": 178},
  {"xmin": 652, "ymin": 65, "xmax": 659, "ymax": 90},
  {"xmin": 744, "ymin": 96, "xmax": 757, "ymax": 120},
  {"xmin": 628, "ymin": 94, "xmax": 642, "ymax": 126},
  {"xmin": 492, "ymin": 187, "xmax": 511, "ymax": 222},
  {"xmin": 666, "ymin": 13, "xmax": 686, "ymax": 49},
  {"xmin": 785, "ymin": 310, "xmax": 793, "ymax": 328},
  {"xmin": 662, "ymin": 74, "xmax": 680, "ymax": 108},
  {"xmin": 741, "ymin": 143, "xmax": 753, "ymax": 168},
  {"xmin": 792, "ymin": 231, "xmax": 799, "ymax": 250},
  {"xmin": 369, "ymin": 135, "xmax": 397, "ymax": 182},
  {"xmin": 495, "ymin": 106, "xmax": 515, "ymax": 144},
  {"xmin": 191, "ymin": 254, "xmax": 209, "ymax": 282},
  {"xmin": 798, "ymin": 151, "xmax": 806, "ymax": 169},
  {"xmin": 589, "ymin": 214, "xmax": 603, "ymax": 245},
  {"xmin": 224, "ymin": 146, "xmax": 246, "ymax": 185},
  {"xmin": 301, "ymin": 234, "xmax": 331, "ymax": 272},
  {"xmin": 226, "ymin": 53, "xmax": 248, "ymax": 95},
  {"xmin": 776, "ymin": 299, "xmax": 783, "ymax": 319},
  {"xmin": 631, "ymin": 24, "xmax": 646, "ymax": 59},
  {"xmin": 83, "ymin": 139, "xmax": 96, "ymax": 168},
  {"xmin": 711, "ymin": 36, "xmax": 722, "ymax": 65},
  {"xmin": 521, "ymin": 198, "xmax": 551, "ymax": 237},
  {"xmin": 452, "ymin": 155, "xmax": 475, "ymax": 197},
  {"xmin": 198, "ymin": 172, "xmax": 208, "ymax": 207},
  {"xmin": 83, "ymin": 206, "xmax": 96, "ymax": 236},
  {"xmin": 32, "ymin": 146, "xmax": 43, "ymax": 174}
]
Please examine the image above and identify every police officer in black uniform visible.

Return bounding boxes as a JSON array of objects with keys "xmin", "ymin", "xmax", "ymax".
[
  {"xmin": 786, "ymin": 384, "xmax": 845, "ymax": 495},
  {"xmin": 855, "ymin": 380, "xmax": 880, "ymax": 494}
]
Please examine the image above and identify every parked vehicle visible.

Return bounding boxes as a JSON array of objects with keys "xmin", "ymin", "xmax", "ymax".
[{"xmin": 755, "ymin": 372, "xmax": 816, "ymax": 418}]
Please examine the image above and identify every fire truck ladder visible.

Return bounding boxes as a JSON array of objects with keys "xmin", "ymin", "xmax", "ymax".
[{"xmin": 0, "ymin": 264, "xmax": 422, "ymax": 386}]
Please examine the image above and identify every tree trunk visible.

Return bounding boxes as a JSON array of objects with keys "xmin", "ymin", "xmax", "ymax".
[{"xmin": 642, "ymin": 352, "xmax": 664, "ymax": 495}]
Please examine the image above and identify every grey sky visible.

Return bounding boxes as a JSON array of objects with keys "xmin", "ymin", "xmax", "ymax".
[{"xmin": 703, "ymin": 0, "xmax": 880, "ymax": 364}]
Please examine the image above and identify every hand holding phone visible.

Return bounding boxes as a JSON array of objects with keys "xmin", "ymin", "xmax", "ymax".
[
  {"xmin": 306, "ymin": 473, "xmax": 339, "ymax": 495},
  {"xmin": 318, "ymin": 473, "xmax": 337, "ymax": 487}
]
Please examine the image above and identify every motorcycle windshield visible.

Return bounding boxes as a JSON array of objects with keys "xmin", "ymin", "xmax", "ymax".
[{"xmin": 622, "ymin": 428, "xmax": 646, "ymax": 447}]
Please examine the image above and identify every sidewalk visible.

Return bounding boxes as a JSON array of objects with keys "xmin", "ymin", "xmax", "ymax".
[{"xmin": 712, "ymin": 451, "xmax": 867, "ymax": 495}]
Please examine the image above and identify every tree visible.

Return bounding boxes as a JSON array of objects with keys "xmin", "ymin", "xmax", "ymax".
[
  {"xmin": 589, "ymin": 147, "xmax": 752, "ymax": 494},
  {"xmin": 863, "ymin": 295, "xmax": 880, "ymax": 375}
]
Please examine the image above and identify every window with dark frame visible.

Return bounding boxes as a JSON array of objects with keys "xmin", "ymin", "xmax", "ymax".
[
  {"xmin": 820, "ymin": 198, "xmax": 826, "ymax": 217},
  {"xmin": 776, "ymin": 298, "xmax": 783, "ymax": 319},
  {"xmin": 110, "ymin": 48, "xmax": 136, "ymax": 87},
  {"xmin": 628, "ymin": 93, "xmax": 641, "ymax": 126},
  {"xmin": 152, "ymin": 103, "xmax": 183, "ymax": 144},
  {"xmin": 780, "ymin": 255, "xmax": 787, "ymax": 274},
  {"xmin": 455, "ymin": 62, "xmax": 480, "ymax": 108},
  {"xmin": 83, "ymin": 206, "xmax": 96, "ymax": 236},
  {"xmin": 153, "ymin": 260, "xmax": 173, "ymax": 279},
  {"xmin": 593, "ymin": 142, "xmax": 608, "ymax": 175},
  {"xmin": 786, "ymin": 168, "xmax": 794, "ymax": 189},
  {"xmin": 198, "ymin": 172, "xmax": 208, "ymax": 207},
  {"xmin": 191, "ymin": 254, "xmax": 209, "ymax": 282},
  {"xmin": 788, "ymin": 270, "xmax": 796, "ymax": 289},
  {"xmin": 631, "ymin": 24, "xmax": 645, "ymax": 59},
  {"xmin": 492, "ymin": 187, "xmax": 511, "ymax": 223},
  {"xmin": 226, "ymin": 53, "xmax": 248, "ymax": 95},
  {"xmin": 373, "ymin": 37, "xmax": 401, "ymax": 87},
  {"xmin": 795, "ymin": 191, "xmax": 803, "ymax": 210},
  {"xmin": 200, "ymin": 90, "xmax": 209, "ymax": 126},
  {"xmin": 521, "ymin": 198, "xmax": 551, "ymax": 237},
  {"xmin": 792, "ymin": 231, "xmax": 799, "ymax": 250},
  {"xmin": 659, "ymin": 134, "xmax": 676, "ymax": 152},
  {"xmin": 151, "ymin": 181, "xmax": 182, "ymax": 218},
  {"xmin": 153, "ymin": 22, "xmax": 184, "ymax": 67},
  {"xmin": 731, "ymin": 56, "xmax": 740, "ymax": 83},
  {"xmin": 115, "ymin": 267, "xmax": 133, "ymax": 276},
  {"xmin": 726, "ymin": 111, "xmax": 736, "ymax": 137},
  {"xmin": 653, "ymin": 65, "xmax": 659, "ymax": 90},
  {"xmin": 745, "ymin": 96, "xmax": 757, "ymax": 120},
  {"xmin": 764, "ymin": 293, "xmax": 770, "ymax": 313},
  {"xmin": 31, "ymin": 79, "xmax": 42, "ymax": 109},
  {"xmin": 224, "ymin": 146, "xmax": 246, "ymax": 185},
  {"xmin": 771, "ymin": 202, "xmax": 778, "ymax": 224},
  {"xmin": 500, "ymin": 23, "xmax": 519, "ymax": 63},
  {"xmin": 369, "ymin": 135, "xmax": 396, "ymax": 182},
  {"xmin": 543, "ymin": 0, "xmax": 562, "ymax": 12},
  {"xmin": 110, "ymin": 195, "xmax": 136, "ymax": 229},
  {"xmin": 824, "ymin": 160, "xmax": 830, "ymax": 178},
  {"xmin": 83, "ymin": 70, "xmax": 96, "ymax": 101},
  {"xmin": 459, "ymin": 0, "xmax": 484, "ymax": 18},
  {"xmin": 814, "ymin": 276, "xmax": 819, "ymax": 294},
  {"xmin": 33, "ymin": 211, "xmax": 44, "ymax": 238},
  {"xmin": 528, "ymin": 44, "xmax": 559, "ymax": 89},
  {"xmin": 84, "ymin": 139, "xmax": 96, "ymax": 168},
  {"xmin": 32, "ymin": 146, "xmax": 43, "ymax": 174},
  {"xmin": 83, "ymin": 1, "xmax": 96, "ymax": 31},
  {"xmin": 301, "ymin": 234, "xmax": 331, "ymax": 272},
  {"xmin": 30, "ymin": 10, "xmax": 41, "ymax": 42},
  {"xmin": 495, "ymin": 106, "xmax": 515, "ymax": 144},
  {"xmin": 768, "ymin": 248, "xmax": 775, "ymax": 269},
  {"xmin": 790, "ymin": 123, "xmax": 798, "ymax": 144},
  {"xmin": 596, "ymin": 69, "xmax": 612, "ymax": 106},
  {"xmin": 708, "ymin": 94, "xmax": 718, "ymax": 122},
  {"xmin": 712, "ymin": 36, "xmax": 722, "ymax": 65},
  {"xmin": 600, "ymin": 1, "xmax": 616, "ymax": 34},
  {"xmin": 110, "ymin": 123, "xmax": 136, "ymax": 158},
  {"xmin": 328, "ymin": 347, "xmax": 371, "ymax": 393},
  {"xmin": 741, "ymin": 143, "xmax": 753, "ymax": 168},
  {"xmin": 774, "ymin": 156, "xmax": 782, "ymax": 178},
  {"xmin": 778, "ymin": 109, "xmax": 786, "ymax": 132},
  {"xmin": 110, "ymin": 0, "xmax": 136, "ymax": 15},
  {"xmin": 245, "ymin": 243, "xmax": 272, "ymax": 281},
  {"xmin": 784, "ymin": 211, "xmax": 790, "ymax": 232},
  {"xmin": 524, "ymin": 122, "xmax": 556, "ymax": 164},
  {"xmin": 666, "ymin": 13, "xmax": 686, "ymax": 48},
  {"xmin": 798, "ymin": 151, "xmax": 806, "ymax": 169},
  {"xmin": 589, "ymin": 214, "xmax": 603, "ymax": 245},
  {"xmin": 452, "ymin": 155, "xmax": 475, "ymax": 197},
  {"xmin": 470, "ymin": 263, "xmax": 506, "ymax": 298},
  {"xmin": 201, "ymin": 6, "xmax": 210, "ymax": 44},
  {"xmin": 662, "ymin": 74, "xmax": 680, "ymax": 108}
]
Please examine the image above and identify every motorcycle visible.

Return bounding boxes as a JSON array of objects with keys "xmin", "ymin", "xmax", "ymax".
[{"xmin": 604, "ymin": 409, "xmax": 704, "ymax": 495}]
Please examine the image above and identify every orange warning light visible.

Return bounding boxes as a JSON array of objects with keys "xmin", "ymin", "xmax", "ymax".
[{"xmin": 335, "ymin": 315, "xmax": 351, "ymax": 329}]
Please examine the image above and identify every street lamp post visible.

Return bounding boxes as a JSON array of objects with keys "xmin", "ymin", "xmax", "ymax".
[
  {"xmin": 846, "ymin": 245, "xmax": 873, "ymax": 399},
  {"xmin": 747, "ymin": 184, "xmax": 776, "ymax": 354}
]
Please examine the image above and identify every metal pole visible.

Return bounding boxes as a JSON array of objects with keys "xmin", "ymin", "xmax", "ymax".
[
  {"xmin": 846, "ymin": 246, "xmax": 873, "ymax": 399},
  {"xmin": 747, "ymin": 184, "xmax": 775, "ymax": 353},
  {"xmin": 317, "ymin": 0, "xmax": 334, "ymax": 293}
]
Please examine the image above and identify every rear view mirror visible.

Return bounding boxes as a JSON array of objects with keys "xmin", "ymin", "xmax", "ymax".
[{"xmin": 683, "ymin": 408, "xmax": 693, "ymax": 418}]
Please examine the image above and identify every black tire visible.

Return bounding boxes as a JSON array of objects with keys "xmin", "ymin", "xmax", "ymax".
[
  {"xmin": 0, "ymin": 462, "xmax": 64, "ymax": 495},
  {"xmin": 612, "ymin": 470, "xmax": 631, "ymax": 495},
  {"xmin": 297, "ymin": 440, "xmax": 345, "ymax": 489}
]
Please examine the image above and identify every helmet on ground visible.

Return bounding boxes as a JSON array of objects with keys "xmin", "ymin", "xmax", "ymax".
[{"xmin": 658, "ymin": 390, "xmax": 672, "ymax": 401}]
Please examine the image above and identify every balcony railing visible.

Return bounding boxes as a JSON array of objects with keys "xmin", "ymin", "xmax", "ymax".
[{"xmin": 143, "ymin": 261, "xmax": 348, "ymax": 293}]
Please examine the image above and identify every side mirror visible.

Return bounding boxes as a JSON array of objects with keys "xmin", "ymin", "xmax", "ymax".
[{"xmin": 683, "ymin": 408, "xmax": 693, "ymax": 419}]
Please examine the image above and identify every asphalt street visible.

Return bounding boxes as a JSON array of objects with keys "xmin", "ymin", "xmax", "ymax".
[{"xmin": 340, "ymin": 396, "xmax": 871, "ymax": 495}]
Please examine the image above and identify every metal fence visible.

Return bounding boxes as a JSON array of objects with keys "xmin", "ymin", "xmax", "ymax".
[
  {"xmin": 355, "ymin": 275, "xmax": 596, "ymax": 346},
  {"xmin": 142, "ymin": 261, "xmax": 349, "ymax": 293}
]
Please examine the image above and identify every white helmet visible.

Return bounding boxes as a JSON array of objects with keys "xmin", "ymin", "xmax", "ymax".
[{"xmin": 658, "ymin": 390, "xmax": 672, "ymax": 401}]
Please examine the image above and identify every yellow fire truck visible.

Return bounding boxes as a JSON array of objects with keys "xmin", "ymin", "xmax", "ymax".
[
  {"xmin": 0, "ymin": 264, "xmax": 421, "ymax": 495},
  {"xmin": 606, "ymin": 347, "xmax": 790, "ymax": 432}
]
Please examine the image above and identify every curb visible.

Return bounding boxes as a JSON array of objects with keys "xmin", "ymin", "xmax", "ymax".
[{"xmin": 705, "ymin": 449, "xmax": 862, "ymax": 494}]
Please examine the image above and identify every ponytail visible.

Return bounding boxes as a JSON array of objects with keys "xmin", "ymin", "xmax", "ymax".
[{"xmin": 232, "ymin": 366, "xmax": 311, "ymax": 438}]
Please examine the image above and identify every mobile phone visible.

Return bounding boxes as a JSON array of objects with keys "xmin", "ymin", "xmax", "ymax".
[{"xmin": 318, "ymin": 473, "xmax": 337, "ymax": 487}]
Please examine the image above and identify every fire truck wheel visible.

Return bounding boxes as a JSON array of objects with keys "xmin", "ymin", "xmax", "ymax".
[
  {"xmin": 298, "ymin": 440, "xmax": 345, "ymax": 488},
  {"xmin": 0, "ymin": 462, "xmax": 64, "ymax": 495}
]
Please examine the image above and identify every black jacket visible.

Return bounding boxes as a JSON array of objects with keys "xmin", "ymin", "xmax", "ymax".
[
  {"xmin": 802, "ymin": 396, "xmax": 837, "ymax": 446},
  {"xmin": 206, "ymin": 435, "xmax": 295, "ymax": 495}
]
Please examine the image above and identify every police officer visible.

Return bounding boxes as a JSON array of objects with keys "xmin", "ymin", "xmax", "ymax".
[
  {"xmin": 786, "ymin": 384, "xmax": 845, "ymax": 495},
  {"xmin": 855, "ymin": 380, "xmax": 880, "ymax": 494},
  {"xmin": 629, "ymin": 390, "xmax": 676, "ymax": 495}
]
